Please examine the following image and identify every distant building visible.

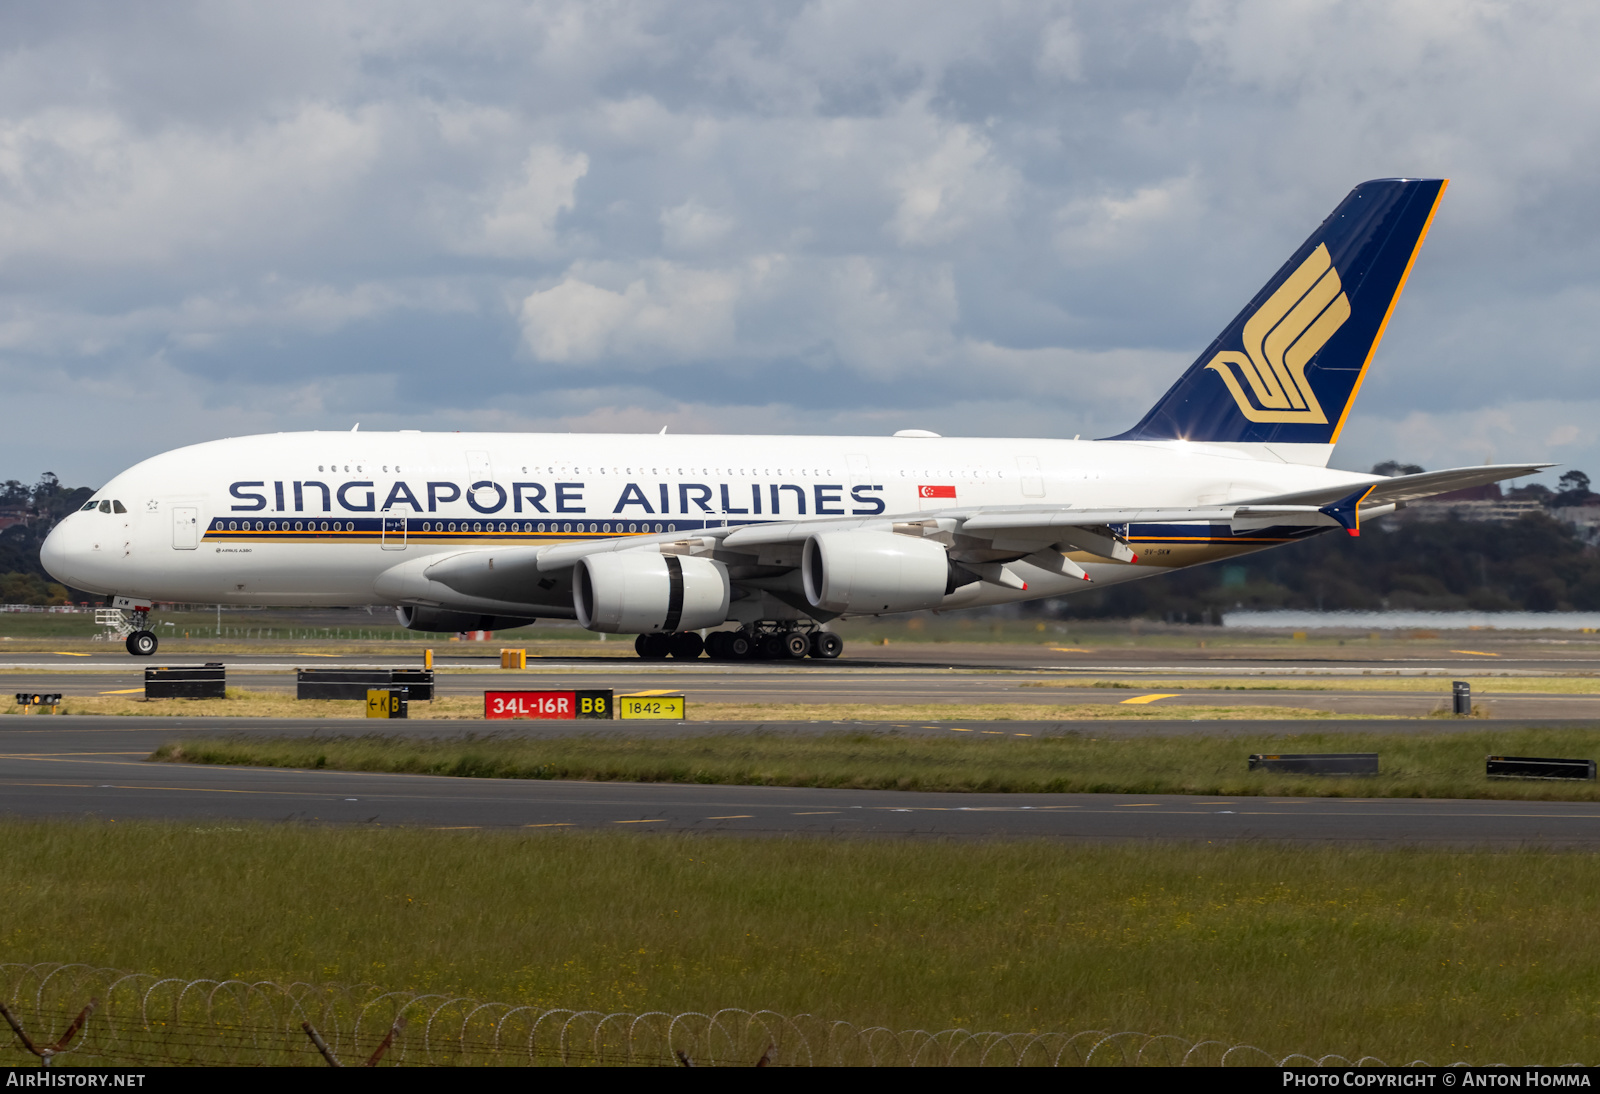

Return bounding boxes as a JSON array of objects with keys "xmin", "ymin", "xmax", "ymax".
[
  {"xmin": 1398, "ymin": 483, "xmax": 1549, "ymax": 524},
  {"xmin": 1402, "ymin": 497, "xmax": 1547, "ymax": 523},
  {"xmin": 1391, "ymin": 480, "xmax": 1600, "ymax": 541}
]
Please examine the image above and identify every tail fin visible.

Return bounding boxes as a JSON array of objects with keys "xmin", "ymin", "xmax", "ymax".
[{"xmin": 1111, "ymin": 178, "xmax": 1447, "ymax": 449}]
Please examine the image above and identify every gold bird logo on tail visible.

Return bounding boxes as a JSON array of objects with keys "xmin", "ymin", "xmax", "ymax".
[{"xmin": 1205, "ymin": 243, "xmax": 1350, "ymax": 423}]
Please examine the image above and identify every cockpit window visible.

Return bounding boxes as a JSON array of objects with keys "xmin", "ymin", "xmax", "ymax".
[
  {"xmin": 98, "ymin": 500, "xmax": 112, "ymax": 513},
  {"xmin": 81, "ymin": 501, "xmax": 98, "ymax": 511},
  {"xmin": 112, "ymin": 500, "xmax": 127, "ymax": 513}
]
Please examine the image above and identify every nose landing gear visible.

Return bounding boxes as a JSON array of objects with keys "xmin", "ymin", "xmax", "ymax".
[{"xmin": 99, "ymin": 600, "xmax": 159, "ymax": 656}]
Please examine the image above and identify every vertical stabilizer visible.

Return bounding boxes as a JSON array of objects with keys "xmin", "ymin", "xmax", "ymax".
[{"xmin": 1110, "ymin": 178, "xmax": 1447, "ymax": 448}]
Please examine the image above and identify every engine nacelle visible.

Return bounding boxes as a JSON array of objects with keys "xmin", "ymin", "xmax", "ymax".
[
  {"xmin": 395, "ymin": 607, "xmax": 538, "ymax": 632},
  {"xmin": 803, "ymin": 531, "xmax": 951, "ymax": 614},
  {"xmin": 573, "ymin": 551, "xmax": 731, "ymax": 634}
]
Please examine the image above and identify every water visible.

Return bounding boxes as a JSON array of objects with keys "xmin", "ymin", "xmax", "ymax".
[{"xmin": 1223, "ymin": 610, "xmax": 1600, "ymax": 631}]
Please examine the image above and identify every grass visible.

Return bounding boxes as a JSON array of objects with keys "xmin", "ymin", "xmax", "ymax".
[
  {"xmin": 3, "ymin": 822, "xmax": 1600, "ymax": 1064},
  {"xmin": 154, "ymin": 726, "xmax": 1600, "ymax": 800}
]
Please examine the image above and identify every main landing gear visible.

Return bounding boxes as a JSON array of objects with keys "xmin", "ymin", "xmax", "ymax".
[{"xmin": 634, "ymin": 622, "xmax": 843, "ymax": 661}]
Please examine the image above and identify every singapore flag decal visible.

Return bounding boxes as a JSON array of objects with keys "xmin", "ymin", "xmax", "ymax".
[{"xmin": 919, "ymin": 485, "xmax": 957, "ymax": 499}]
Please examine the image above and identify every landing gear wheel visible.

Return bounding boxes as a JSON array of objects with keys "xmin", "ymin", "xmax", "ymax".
[
  {"xmin": 668, "ymin": 631, "xmax": 705, "ymax": 659},
  {"xmin": 635, "ymin": 633, "xmax": 671, "ymax": 660},
  {"xmin": 126, "ymin": 630, "xmax": 158, "ymax": 657},
  {"xmin": 705, "ymin": 632, "xmax": 741, "ymax": 660},
  {"xmin": 810, "ymin": 632, "xmax": 843, "ymax": 659},
  {"xmin": 759, "ymin": 635, "xmax": 786, "ymax": 660},
  {"xmin": 726, "ymin": 632, "xmax": 754, "ymax": 659},
  {"xmin": 782, "ymin": 632, "xmax": 809, "ymax": 659}
]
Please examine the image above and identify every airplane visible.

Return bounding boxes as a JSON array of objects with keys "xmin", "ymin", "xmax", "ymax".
[{"xmin": 40, "ymin": 177, "xmax": 1547, "ymax": 659}]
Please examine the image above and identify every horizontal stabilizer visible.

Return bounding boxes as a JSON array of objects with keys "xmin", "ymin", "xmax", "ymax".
[{"xmin": 1246, "ymin": 464, "xmax": 1553, "ymax": 509}]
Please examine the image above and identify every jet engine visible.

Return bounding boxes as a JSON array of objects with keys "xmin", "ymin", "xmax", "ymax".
[
  {"xmin": 573, "ymin": 551, "xmax": 731, "ymax": 634},
  {"xmin": 395, "ymin": 607, "xmax": 538, "ymax": 632},
  {"xmin": 803, "ymin": 531, "xmax": 952, "ymax": 614}
]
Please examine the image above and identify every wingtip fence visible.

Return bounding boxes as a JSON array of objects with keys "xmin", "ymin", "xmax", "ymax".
[{"xmin": 0, "ymin": 963, "xmax": 1480, "ymax": 1068}]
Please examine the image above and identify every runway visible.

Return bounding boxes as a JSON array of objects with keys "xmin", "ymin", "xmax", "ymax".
[
  {"xmin": 9, "ymin": 635, "xmax": 1600, "ymax": 673},
  {"xmin": 6, "ymin": 636, "xmax": 1600, "ymax": 843},
  {"xmin": 5, "ymin": 716, "xmax": 1600, "ymax": 845},
  {"xmin": 8, "ymin": 635, "xmax": 1600, "ymax": 718}
]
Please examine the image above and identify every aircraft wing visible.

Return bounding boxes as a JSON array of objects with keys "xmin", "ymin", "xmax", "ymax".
[{"xmin": 376, "ymin": 461, "xmax": 1555, "ymax": 613}]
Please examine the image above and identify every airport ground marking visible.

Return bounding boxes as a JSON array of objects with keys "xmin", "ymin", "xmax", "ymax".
[
  {"xmin": 1451, "ymin": 650, "xmax": 1500, "ymax": 656},
  {"xmin": 0, "ymin": 752, "xmax": 147, "ymax": 759},
  {"xmin": 98, "ymin": 688, "xmax": 144, "ymax": 695},
  {"xmin": 1120, "ymin": 693, "xmax": 1180, "ymax": 705},
  {"xmin": 2, "ymin": 756, "xmax": 204, "ymax": 769},
  {"xmin": 707, "ymin": 815, "xmax": 753, "ymax": 820},
  {"xmin": 22, "ymin": 781, "xmax": 280, "ymax": 796},
  {"xmin": 53, "ymin": 652, "xmax": 90, "ymax": 657},
  {"xmin": 614, "ymin": 819, "xmax": 665, "ymax": 824},
  {"xmin": 523, "ymin": 823, "xmax": 572, "ymax": 828}
]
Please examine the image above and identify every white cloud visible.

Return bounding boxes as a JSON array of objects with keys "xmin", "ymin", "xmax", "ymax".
[
  {"xmin": 1037, "ymin": 16, "xmax": 1086, "ymax": 83},
  {"xmin": 1334, "ymin": 399, "xmax": 1597, "ymax": 484},
  {"xmin": 0, "ymin": 0, "xmax": 1596, "ymax": 494},
  {"xmin": 0, "ymin": 103, "xmax": 384, "ymax": 269},
  {"xmin": 660, "ymin": 201, "xmax": 734, "ymax": 252},
  {"xmin": 886, "ymin": 123, "xmax": 1014, "ymax": 246},
  {"xmin": 1053, "ymin": 176, "xmax": 1202, "ymax": 261},
  {"xmin": 517, "ymin": 261, "xmax": 746, "ymax": 363},
  {"xmin": 459, "ymin": 144, "xmax": 588, "ymax": 258}
]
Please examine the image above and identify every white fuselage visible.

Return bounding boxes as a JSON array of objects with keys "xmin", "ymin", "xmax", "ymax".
[{"xmin": 40, "ymin": 431, "xmax": 1368, "ymax": 614}]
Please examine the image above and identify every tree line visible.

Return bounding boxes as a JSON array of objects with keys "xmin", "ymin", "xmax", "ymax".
[{"xmin": 1, "ymin": 473, "xmax": 94, "ymax": 604}]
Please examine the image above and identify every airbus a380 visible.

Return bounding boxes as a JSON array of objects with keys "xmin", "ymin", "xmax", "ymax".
[{"xmin": 41, "ymin": 178, "xmax": 1546, "ymax": 659}]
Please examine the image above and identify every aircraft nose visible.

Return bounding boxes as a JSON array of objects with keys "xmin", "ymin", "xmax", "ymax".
[{"xmin": 39, "ymin": 518, "xmax": 79, "ymax": 587}]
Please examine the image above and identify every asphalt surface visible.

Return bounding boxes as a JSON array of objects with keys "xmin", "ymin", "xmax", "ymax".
[
  {"xmin": 10, "ymin": 636, "xmax": 1600, "ymax": 672},
  {"xmin": 5, "ymin": 637, "xmax": 1600, "ymax": 843},
  {"xmin": 7, "ymin": 638, "xmax": 1600, "ymax": 718},
  {"xmin": 9, "ymin": 674, "xmax": 1600, "ymax": 717},
  {"xmin": 4, "ymin": 715, "xmax": 1600, "ymax": 844}
]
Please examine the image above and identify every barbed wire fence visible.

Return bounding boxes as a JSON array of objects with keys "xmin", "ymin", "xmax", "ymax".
[{"xmin": 0, "ymin": 963, "xmax": 1449, "ymax": 1067}]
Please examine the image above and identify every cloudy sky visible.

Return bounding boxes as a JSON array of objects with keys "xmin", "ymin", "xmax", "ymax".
[{"xmin": 2, "ymin": 1, "xmax": 1595, "ymax": 488}]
